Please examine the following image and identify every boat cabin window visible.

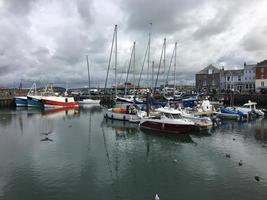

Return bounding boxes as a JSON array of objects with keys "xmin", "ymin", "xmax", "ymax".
[
  {"xmin": 172, "ymin": 114, "xmax": 182, "ymax": 119},
  {"xmin": 65, "ymin": 98, "xmax": 68, "ymax": 103},
  {"xmin": 163, "ymin": 113, "xmax": 173, "ymax": 119}
]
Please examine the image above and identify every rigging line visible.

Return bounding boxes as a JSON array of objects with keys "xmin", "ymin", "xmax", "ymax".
[{"xmin": 137, "ymin": 42, "xmax": 149, "ymax": 88}]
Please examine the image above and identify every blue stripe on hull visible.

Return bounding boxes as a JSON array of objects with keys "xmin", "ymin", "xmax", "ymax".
[
  {"xmin": 27, "ymin": 98, "xmax": 43, "ymax": 107},
  {"xmin": 15, "ymin": 98, "xmax": 28, "ymax": 107}
]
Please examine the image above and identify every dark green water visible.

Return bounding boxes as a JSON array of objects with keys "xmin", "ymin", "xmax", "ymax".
[{"xmin": 0, "ymin": 106, "xmax": 267, "ymax": 200}]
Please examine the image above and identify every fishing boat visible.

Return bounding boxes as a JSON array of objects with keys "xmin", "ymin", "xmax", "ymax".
[
  {"xmin": 42, "ymin": 96, "xmax": 79, "ymax": 108},
  {"xmin": 236, "ymin": 100, "xmax": 264, "ymax": 116},
  {"xmin": 14, "ymin": 81, "xmax": 27, "ymax": 107},
  {"xmin": 104, "ymin": 104, "xmax": 146, "ymax": 122},
  {"xmin": 27, "ymin": 83, "xmax": 43, "ymax": 107},
  {"xmin": 139, "ymin": 107, "xmax": 195, "ymax": 134}
]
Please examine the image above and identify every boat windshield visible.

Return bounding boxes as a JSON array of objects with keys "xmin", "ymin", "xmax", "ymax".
[
  {"xmin": 163, "ymin": 113, "xmax": 174, "ymax": 119},
  {"xmin": 172, "ymin": 114, "xmax": 182, "ymax": 119}
]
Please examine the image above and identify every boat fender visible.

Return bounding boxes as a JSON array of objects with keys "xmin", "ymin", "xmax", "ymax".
[{"xmin": 161, "ymin": 123, "xmax": 165, "ymax": 129}]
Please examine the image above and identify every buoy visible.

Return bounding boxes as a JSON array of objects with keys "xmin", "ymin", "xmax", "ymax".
[
  {"xmin": 226, "ymin": 154, "xmax": 230, "ymax": 158},
  {"xmin": 155, "ymin": 194, "xmax": 160, "ymax": 200},
  {"xmin": 238, "ymin": 160, "xmax": 243, "ymax": 166},
  {"xmin": 173, "ymin": 159, "xmax": 178, "ymax": 163}
]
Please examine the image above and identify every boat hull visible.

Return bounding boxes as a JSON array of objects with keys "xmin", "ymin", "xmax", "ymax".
[
  {"xmin": 14, "ymin": 96, "xmax": 28, "ymax": 107},
  {"xmin": 27, "ymin": 96, "xmax": 43, "ymax": 107},
  {"xmin": 79, "ymin": 99, "xmax": 100, "ymax": 104},
  {"xmin": 42, "ymin": 98, "xmax": 79, "ymax": 108},
  {"xmin": 104, "ymin": 110, "xmax": 141, "ymax": 122},
  {"xmin": 140, "ymin": 121, "xmax": 194, "ymax": 134}
]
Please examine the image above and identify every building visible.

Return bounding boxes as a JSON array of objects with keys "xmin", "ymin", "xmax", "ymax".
[
  {"xmin": 255, "ymin": 60, "xmax": 267, "ymax": 93},
  {"xmin": 195, "ymin": 64, "xmax": 221, "ymax": 92},
  {"xmin": 220, "ymin": 69, "xmax": 244, "ymax": 92},
  {"xmin": 243, "ymin": 62, "xmax": 256, "ymax": 92}
]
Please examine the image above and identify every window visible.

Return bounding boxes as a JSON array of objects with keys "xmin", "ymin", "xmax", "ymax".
[
  {"xmin": 261, "ymin": 81, "xmax": 264, "ymax": 86},
  {"xmin": 261, "ymin": 74, "xmax": 264, "ymax": 79},
  {"xmin": 227, "ymin": 76, "xmax": 230, "ymax": 81},
  {"xmin": 238, "ymin": 76, "xmax": 241, "ymax": 81},
  {"xmin": 231, "ymin": 76, "xmax": 233, "ymax": 81},
  {"xmin": 245, "ymin": 77, "xmax": 247, "ymax": 80},
  {"xmin": 246, "ymin": 84, "xmax": 248, "ymax": 89},
  {"xmin": 208, "ymin": 69, "xmax": 213, "ymax": 74},
  {"xmin": 261, "ymin": 68, "xmax": 264, "ymax": 73},
  {"xmin": 249, "ymin": 70, "xmax": 251, "ymax": 73}
]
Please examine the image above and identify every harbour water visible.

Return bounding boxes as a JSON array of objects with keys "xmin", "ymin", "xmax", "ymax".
[{"xmin": 0, "ymin": 106, "xmax": 267, "ymax": 200}]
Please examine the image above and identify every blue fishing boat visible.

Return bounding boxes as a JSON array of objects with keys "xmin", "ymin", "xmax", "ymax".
[{"xmin": 14, "ymin": 96, "xmax": 28, "ymax": 107}]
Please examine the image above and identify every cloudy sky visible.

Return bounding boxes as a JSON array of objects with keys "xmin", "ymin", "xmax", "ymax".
[{"xmin": 0, "ymin": 0, "xmax": 267, "ymax": 88}]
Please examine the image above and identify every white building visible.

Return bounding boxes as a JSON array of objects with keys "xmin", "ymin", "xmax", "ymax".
[
  {"xmin": 220, "ymin": 69, "xmax": 244, "ymax": 92},
  {"xmin": 243, "ymin": 62, "xmax": 256, "ymax": 92}
]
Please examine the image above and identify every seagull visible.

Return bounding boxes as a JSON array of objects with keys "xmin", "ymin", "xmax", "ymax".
[
  {"xmin": 233, "ymin": 138, "xmax": 236, "ymax": 141},
  {"xmin": 255, "ymin": 176, "xmax": 260, "ymax": 182},
  {"xmin": 155, "ymin": 194, "xmax": 160, "ymax": 200},
  {"xmin": 226, "ymin": 154, "xmax": 231, "ymax": 158},
  {"xmin": 40, "ymin": 137, "xmax": 53, "ymax": 142},
  {"xmin": 238, "ymin": 160, "xmax": 243, "ymax": 166}
]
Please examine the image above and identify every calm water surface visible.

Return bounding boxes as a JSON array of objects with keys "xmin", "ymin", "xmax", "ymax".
[{"xmin": 0, "ymin": 106, "xmax": 267, "ymax": 200}]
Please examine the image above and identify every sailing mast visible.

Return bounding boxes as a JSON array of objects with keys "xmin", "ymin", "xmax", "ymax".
[
  {"xmin": 163, "ymin": 38, "xmax": 166, "ymax": 97},
  {"xmin": 124, "ymin": 41, "xmax": 135, "ymax": 96},
  {"xmin": 173, "ymin": 42, "xmax": 177, "ymax": 97},
  {"xmin": 114, "ymin": 25, "xmax": 118, "ymax": 97},
  {"xmin": 137, "ymin": 23, "xmax": 152, "ymax": 89},
  {"xmin": 104, "ymin": 25, "xmax": 117, "ymax": 95},
  {"xmin": 154, "ymin": 38, "xmax": 166, "ymax": 95},
  {"xmin": 86, "ymin": 55, "xmax": 90, "ymax": 95}
]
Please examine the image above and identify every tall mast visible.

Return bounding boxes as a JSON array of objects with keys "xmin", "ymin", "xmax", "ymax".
[
  {"xmin": 154, "ymin": 39, "xmax": 165, "ymax": 95},
  {"xmin": 86, "ymin": 55, "xmax": 90, "ymax": 94},
  {"xmin": 137, "ymin": 23, "xmax": 152, "ymax": 89},
  {"xmin": 152, "ymin": 61, "xmax": 154, "ymax": 93},
  {"xmin": 148, "ymin": 22, "xmax": 152, "ymax": 89},
  {"xmin": 114, "ymin": 25, "xmax": 118, "ymax": 97},
  {"xmin": 133, "ymin": 41, "xmax": 136, "ymax": 94},
  {"xmin": 173, "ymin": 42, "xmax": 177, "ymax": 97},
  {"xmin": 163, "ymin": 38, "xmax": 166, "ymax": 96},
  {"xmin": 125, "ymin": 41, "xmax": 135, "ymax": 96},
  {"xmin": 104, "ymin": 25, "xmax": 117, "ymax": 94}
]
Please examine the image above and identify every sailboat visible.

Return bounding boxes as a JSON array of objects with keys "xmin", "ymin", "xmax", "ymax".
[{"xmin": 79, "ymin": 55, "xmax": 100, "ymax": 105}]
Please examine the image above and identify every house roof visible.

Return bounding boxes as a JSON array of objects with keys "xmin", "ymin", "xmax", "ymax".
[
  {"xmin": 257, "ymin": 60, "xmax": 267, "ymax": 67},
  {"xmin": 196, "ymin": 64, "xmax": 220, "ymax": 74},
  {"xmin": 244, "ymin": 64, "xmax": 256, "ymax": 70},
  {"xmin": 221, "ymin": 69, "xmax": 243, "ymax": 76}
]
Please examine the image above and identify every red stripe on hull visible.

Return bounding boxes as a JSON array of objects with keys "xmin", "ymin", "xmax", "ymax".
[
  {"xmin": 140, "ymin": 121, "xmax": 193, "ymax": 134},
  {"xmin": 42, "ymin": 99, "xmax": 79, "ymax": 107}
]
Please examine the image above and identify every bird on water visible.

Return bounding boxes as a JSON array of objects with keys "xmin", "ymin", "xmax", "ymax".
[{"xmin": 155, "ymin": 194, "xmax": 160, "ymax": 200}]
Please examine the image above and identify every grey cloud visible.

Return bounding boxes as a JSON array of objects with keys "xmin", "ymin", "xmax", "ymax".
[
  {"xmin": 4, "ymin": 0, "xmax": 35, "ymax": 16},
  {"xmin": 76, "ymin": 0, "xmax": 94, "ymax": 25}
]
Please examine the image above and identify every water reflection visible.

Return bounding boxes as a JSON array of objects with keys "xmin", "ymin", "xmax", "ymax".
[
  {"xmin": 42, "ymin": 107, "xmax": 80, "ymax": 120},
  {"xmin": 253, "ymin": 118, "xmax": 267, "ymax": 142},
  {"xmin": 102, "ymin": 119, "xmax": 139, "ymax": 139}
]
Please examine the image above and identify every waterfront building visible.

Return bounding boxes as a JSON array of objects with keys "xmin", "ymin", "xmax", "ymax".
[
  {"xmin": 243, "ymin": 62, "xmax": 256, "ymax": 92},
  {"xmin": 195, "ymin": 64, "xmax": 221, "ymax": 92},
  {"xmin": 255, "ymin": 60, "xmax": 267, "ymax": 93},
  {"xmin": 220, "ymin": 69, "xmax": 244, "ymax": 92}
]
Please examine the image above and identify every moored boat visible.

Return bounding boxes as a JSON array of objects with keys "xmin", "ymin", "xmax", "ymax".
[
  {"xmin": 14, "ymin": 96, "xmax": 28, "ymax": 107},
  {"xmin": 42, "ymin": 96, "xmax": 79, "ymax": 108},
  {"xmin": 139, "ymin": 107, "xmax": 195, "ymax": 134},
  {"xmin": 79, "ymin": 98, "xmax": 100, "ymax": 105},
  {"xmin": 104, "ymin": 104, "xmax": 146, "ymax": 122},
  {"xmin": 236, "ymin": 100, "xmax": 264, "ymax": 116},
  {"xmin": 216, "ymin": 106, "xmax": 244, "ymax": 120}
]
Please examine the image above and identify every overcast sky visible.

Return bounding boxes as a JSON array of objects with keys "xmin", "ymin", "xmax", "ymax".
[{"xmin": 0, "ymin": 0, "xmax": 267, "ymax": 88}]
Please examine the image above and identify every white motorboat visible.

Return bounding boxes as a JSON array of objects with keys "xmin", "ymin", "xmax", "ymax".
[
  {"xmin": 79, "ymin": 98, "xmax": 100, "ymax": 105},
  {"xmin": 236, "ymin": 100, "xmax": 264, "ymax": 116},
  {"xmin": 139, "ymin": 107, "xmax": 195, "ymax": 134}
]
